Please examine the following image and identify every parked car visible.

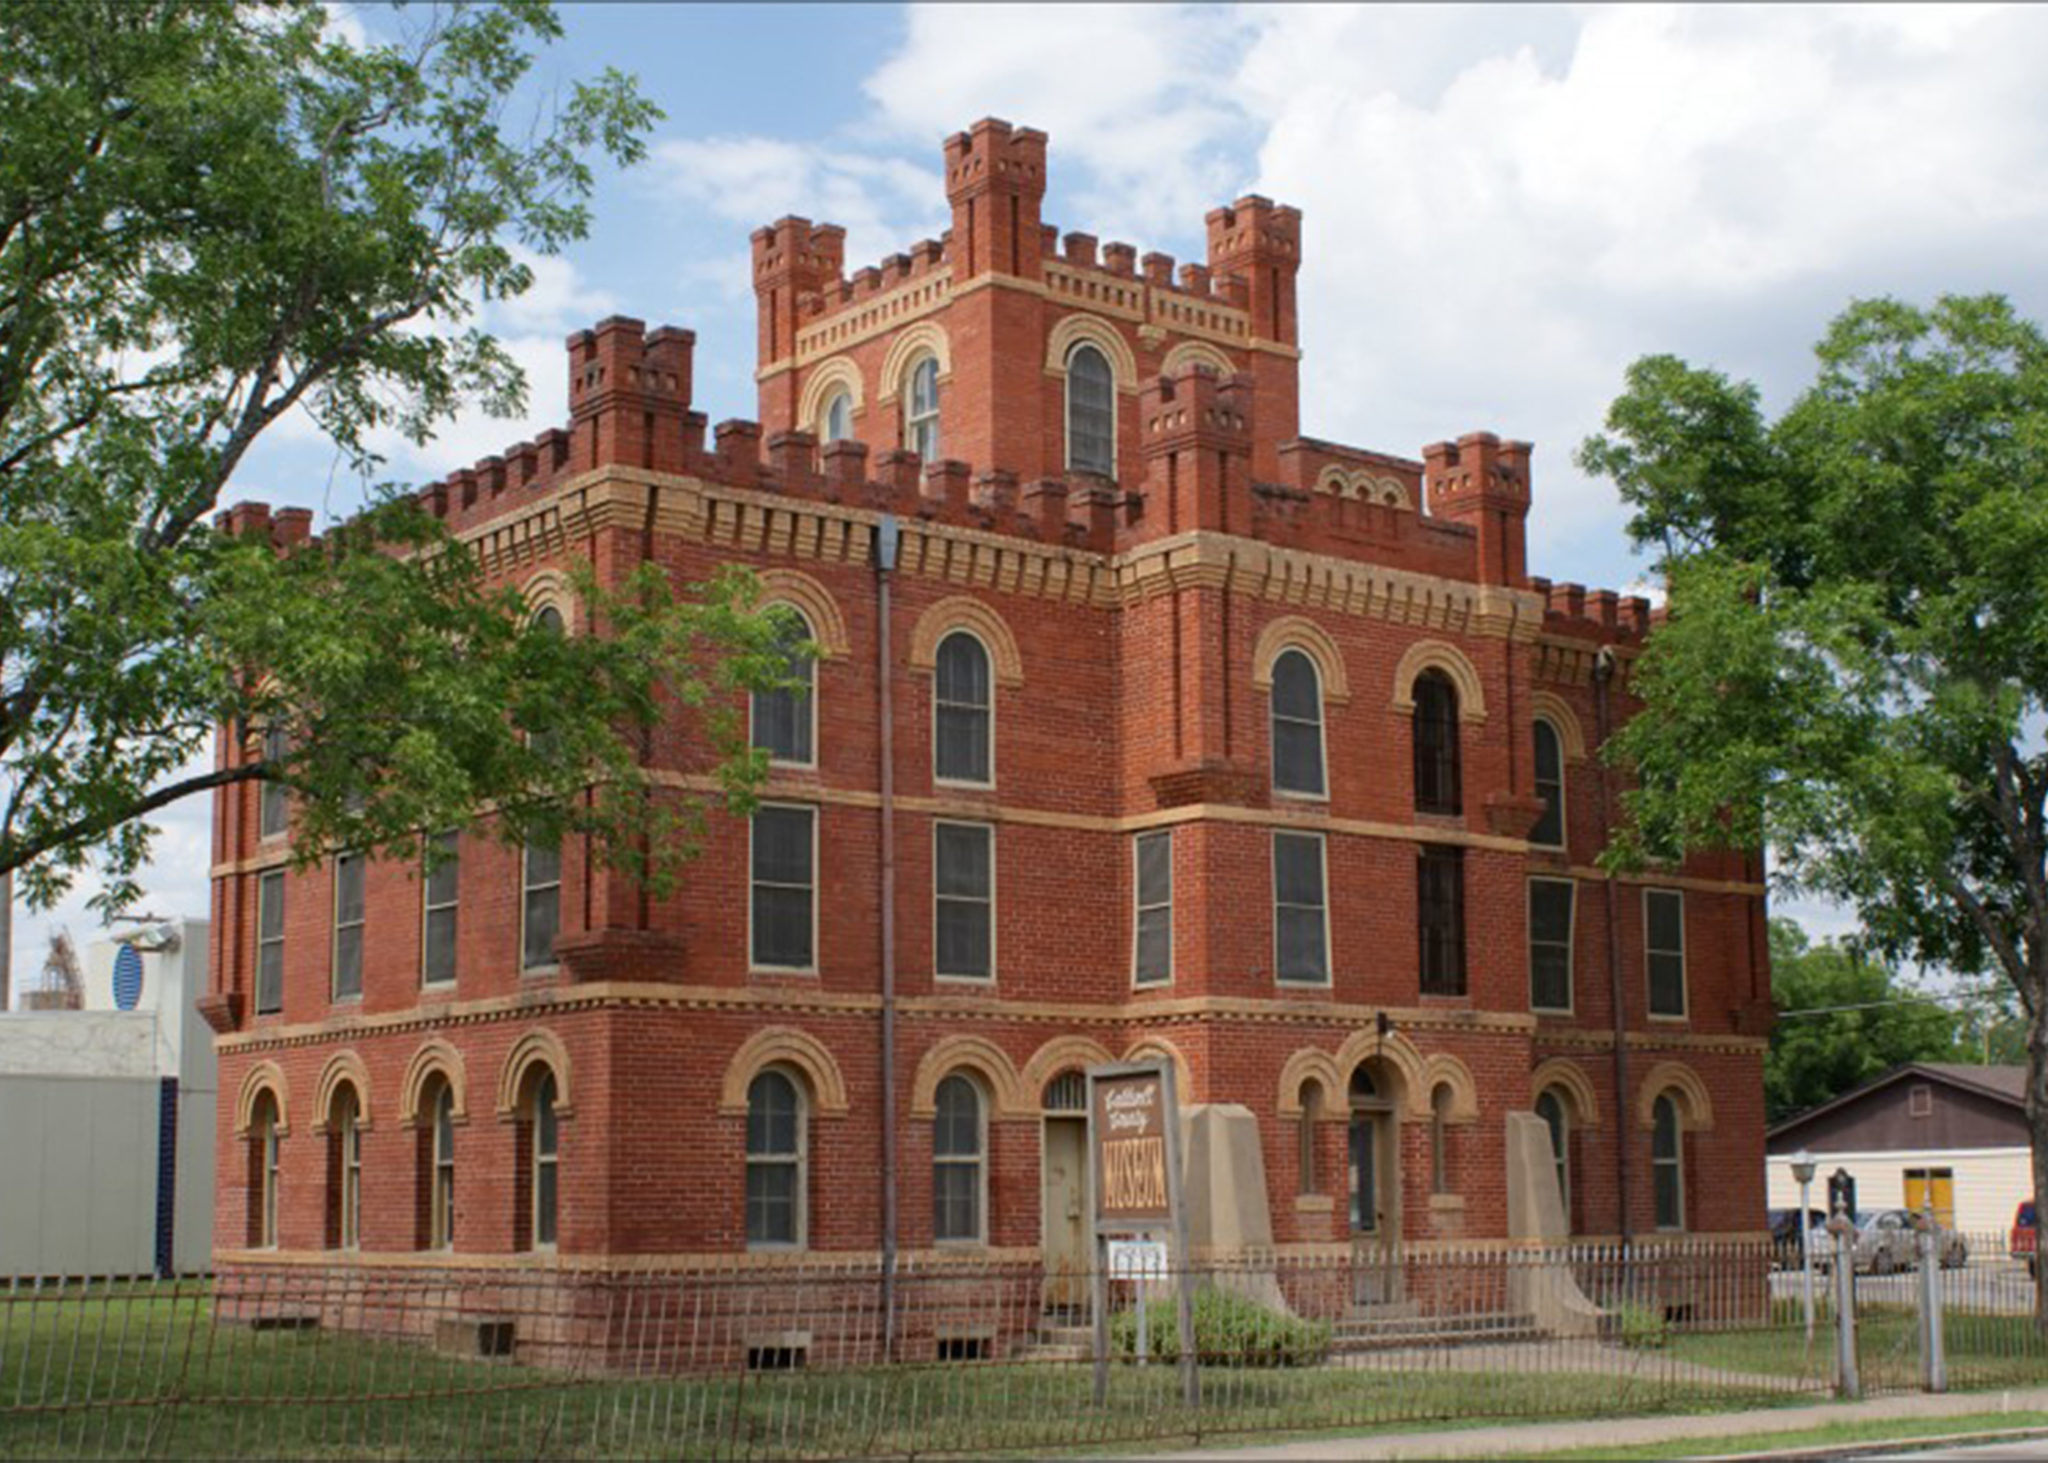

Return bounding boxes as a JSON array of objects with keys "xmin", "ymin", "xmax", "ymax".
[
  {"xmin": 1813, "ymin": 1210, "xmax": 1920, "ymax": 1275},
  {"xmin": 2012, "ymin": 1199, "xmax": 2037, "ymax": 1276},
  {"xmin": 1865, "ymin": 1207, "xmax": 1968, "ymax": 1269},
  {"xmin": 1768, "ymin": 1207, "xmax": 1828, "ymax": 1269}
]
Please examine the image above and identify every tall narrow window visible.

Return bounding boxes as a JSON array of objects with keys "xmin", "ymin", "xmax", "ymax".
[
  {"xmin": 1528, "ymin": 878, "xmax": 1576, "ymax": 1013},
  {"xmin": 1652, "ymin": 1094, "xmax": 1684, "ymax": 1230},
  {"xmin": 822, "ymin": 389, "xmax": 853, "ymax": 443},
  {"xmin": 1645, "ymin": 889, "xmax": 1687, "ymax": 1017},
  {"xmin": 531, "ymin": 1070, "xmax": 559, "ymax": 1250},
  {"xmin": 259, "ymin": 724, "xmax": 290, "ymax": 838},
  {"xmin": 1297, "ymin": 1081, "xmax": 1322, "ymax": 1195},
  {"xmin": 428, "ymin": 1080, "xmax": 456, "ymax": 1250},
  {"xmin": 1065, "ymin": 343, "xmax": 1115, "ymax": 476},
  {"xmin": 422, "ymin": 832, "xmax": 459, "ymax": 986},
  {"xmin": 934, "ymin": 821, "xmax": 994, "ymax": 980},
  {"xmin": 1417, "ymin": 846, "xmax": 1467, "ymax": 996},
  {"xmin": 1412, "ymin": 671, "xmax": 1462, "ymax": 814},
  {"xmin": 933, "ymin": 632, "xmax": 992, "ymax": 784},
  {"xmin": 746, "ymin": 1069, "xmax": 804, "ymax": 1247},
  {"xmin": 1430, "ymin": 1083, "xmax": 1454, "ymax": 1195},
  {"xmin": 256, "ymin": 869, "xmax": 285, "ymax": 1014},
  {"xmin": 1273, "ymin": 831, "xmax": 1329, "ymax": 985},
  {"xmin": 1531, "ymin": 719, "xmax": 1566, "ymax": 847},
  {"xmin": 1535, "ymin": 1089, "xmax": 1570, "ymax": 1218},
  {"xmin": 1132, "ymin": 830, "xmax": 1173, "ymax": 986},
  {"xmin": 1270, "ymin": 649, "xmax": 1326, "ymax": 798},
  {"xmin": 250, "ymin": 1090, "xmax": 281, "ymax": 1248},
  {"xmin": 751, "ymin": 805, "xmax": 816, "ymax": 970},
  {"xmin": 332, "ymin": 852, "xmax": 364, "ymax": 1001},
  {"xmin": 330, "ymin": 1085, "xmax": 362, "ymax": 1250},
  {"xmin": 751, "ymin": 608, "xmax": 816, "ymax": 766},
  {"xmin": 933, "ymin": 1074, "xmax": 984, "ymax": 1243},
  {"xmin": 905, "ymin": 355, "xmax": 941, "ymax": 462},
  {"xmin": 521, "ymin": 840, "xmax": 561, "ymax": 972}
]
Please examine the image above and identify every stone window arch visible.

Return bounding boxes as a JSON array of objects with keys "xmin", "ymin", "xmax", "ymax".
[
  {"xmin": 878, "ymin": 321, "xmax": 952, "ymax": 406},
  {"xmin": 1252, "ymin": 616, "xmax": 1352, "ymax": 705},
  {"xmin": 1160, "ymin": 339, "xmax": 1236, "ymax": 379},
  {"xmin": 399, "ymin": 1039, "xmax": 468, "ymax": 1127},
  {"xmin": 910, "ymin": 1033, "xmax": 1027, "ymax": 1118},
  {"xmin": 1389, "ymin": 641, "xmax": 1489, "ymax": 724},
  {"xmin": 907, "ymin": 597, "xmax": 1025, "ymax": 687},
  {"xmin": 719, "ymin": 1026, "xmax": 850, "ymax": 1117},
  {"xmin": 1046, "ymin": 313, "xmax": 1140, "ymax": 390},
  {"xmin": 799, "ymin": 356, "xmax": 864, "ymax": 440},
  {"xmin": 520, "ymin": 570, "xmax": 575, "ymax": 634}
]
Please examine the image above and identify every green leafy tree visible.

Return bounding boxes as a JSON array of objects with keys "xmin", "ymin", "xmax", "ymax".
[
  {"xmin": 1765, "ymin": 918, "xmax": 1963, "ymax": 1123},
  {"xmin": 1579, "ymin": 294, "xmax": 2048, "ymax": 1319},
  {"xmin": 0, "ymin": 0, "xmax": 794, "ymax": 919}
]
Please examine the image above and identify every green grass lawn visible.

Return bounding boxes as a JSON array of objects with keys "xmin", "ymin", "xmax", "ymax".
[
  {"xmin": 1498, "ymin": 1411, "xmax": 2048, "ymax": 1461},
  {"xmin": 1658, "ymin": 1303, "xmax": 2048, "ymax": 1393},
  {"xmin": 0, "ymin": 1287, "xmax": 2035, "ymax": 1459}
]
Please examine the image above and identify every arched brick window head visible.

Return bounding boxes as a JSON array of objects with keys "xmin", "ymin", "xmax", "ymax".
[
  {"xmin": 1270, "ymin": 649, "xmax": 1326, "ymax": 798},
  {"xmin": 1413, "ymin": 670, "xmax": 1462, "ymax": 814}
]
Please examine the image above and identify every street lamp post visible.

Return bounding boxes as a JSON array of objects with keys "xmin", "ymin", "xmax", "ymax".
[{"xmin": 1791, "ymin": 1150, "xmax": 1819, "ymax": 1343}]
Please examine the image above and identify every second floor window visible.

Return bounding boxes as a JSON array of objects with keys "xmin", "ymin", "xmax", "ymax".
[
  {"xmin": 934, "ymin": 821, "xmax": 993, "ymax": 980},
  {"xmin": 422, "ymin": 832, "xmax": 459, "ymax": 986},
  {"xmin": 1417, "ymin": 845, "xmax": 1466, "ymax": 996},
  {"xmin": 332, "ymin": 853, "xmax": 364, "ymax": 1001},
  {"xmin": 258, "ymin": 724, "xmax": 290, "ymax": 838},
  {"xmin": 1413, "ymin": 670, "xmax": 1462, "ymax": 814},
  {"xmin": 1270, "ymin": 649, "xmax": 1326, "ymax": 798},
  {"xmin": 751, "ymin": 805, "xmax": 815, "ymax": 970},
  {"xmin": 1531, "ymin": 718, "xmax": 1566, "ymax": 847},
  {"xmin": 1065, "ymin": 343, "xmax": 1115, "ymax": 476},
  {"xmin": 1528, "ymin": 877, "xmax": 1575, "ymax": 1012},
  {"xmin": 521, "ymin": 841, "xmax": 561, "ymax": 972},
  {"xmin": 905, "ymin": 355, "xmax": 940, "ymax": 462},
  {"xmin": 1273, "ymin": 831, "xmax": 1329, "ymax": 985},
  {"xmin": 933, "ymin": 631, "xmax": 992, "ymax": 784},
  {"xmin": 751, "ymin": 608, "xmax": 816, "ymax": 766},
  {"xmin": 1646, "ymin": 889, "xmax": 1687, "ymax": 1017},
  {"xmin": 256, "ymin": 869, "xmax": 285, "ymax": 1014},
  {"xmin": 1132, "ymin": 830, "xmax": 1173, "ymax": 986}
]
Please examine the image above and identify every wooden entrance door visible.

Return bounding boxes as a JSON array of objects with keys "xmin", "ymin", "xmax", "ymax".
[
  {"xmin": 1349, "ymin": 1066, "xmax": 1401, "ymax": 1305},
  {"xmin": 1042, "ymin": 1116, "xmax": 1089, "ymax": 1311}
]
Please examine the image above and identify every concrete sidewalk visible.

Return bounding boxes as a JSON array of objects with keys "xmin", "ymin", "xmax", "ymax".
[{"xmin": 1147, "ymin": 1386, "xmax": 2048, "ymax": 1460}]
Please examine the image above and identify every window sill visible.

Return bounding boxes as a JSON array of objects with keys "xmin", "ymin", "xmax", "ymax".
[
  {"xmin": 1647, "ymin": 1012, "xmax": 1690, "ymax": 1024},
  {"xmin": 1294, "ymin": 1195, "xmax": 1334, "ymax": 1214},
  {"xmin": 1130, "ymin": 978, "xmax": 1174, "ymax": 992},
  {"xmin": 1531, "ymin": 1006, "xmax": 1575, "ymax": 1019},
  {"xmin": 934, "ymin": 974, "xmax": 996, "ymax": 987},
  {"xmin": 1273, "ymin": 978, "xmax": 1333, "ymax": 991},
  {"xmin": 746, "ymin": 1242, "xmax": 808, "ymax": 1256},
  {"xmin": 749, "ymin": 965, "xmax": 820, "ymax": 978},
  {"xmin": 520, "ymin": 964, "xmax": 561, "ymax": 978},
  {"xmin": 933, "ymin": 777, "xmax": 996, "ymax": 794},
  {"xmin": 420, "ymin": 980, "xmax": 457, "ymax": 996},
  {"xmin": 1272, "ymin": 788, "xmax": 1330, "ymax": 806}
]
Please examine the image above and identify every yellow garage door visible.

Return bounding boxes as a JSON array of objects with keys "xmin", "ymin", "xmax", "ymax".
[{"xmin": 1904, "ymin": 1168, "xmax": 1956, "ymax": 1229}]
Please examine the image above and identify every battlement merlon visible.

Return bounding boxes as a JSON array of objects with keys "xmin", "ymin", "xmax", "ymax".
[
  {"xmin": 751, "ymin": 217, "xmax": 847, "ymax": 369},
  {"xmin": 1421, "ymin": 432, "xmax": 1532, "ymax": 588},
  {"xmin": 944, "ymin": 117, "xmax": 1049, "ymax": 281},
  {"xmin": 563, "ymin": 316, "xmax": 698, "ymax": 477}
]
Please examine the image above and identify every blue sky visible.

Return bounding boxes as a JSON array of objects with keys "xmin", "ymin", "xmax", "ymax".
[{"xmin": 15, "ymin": 2, "xmax": 2048, "ymax": 988}]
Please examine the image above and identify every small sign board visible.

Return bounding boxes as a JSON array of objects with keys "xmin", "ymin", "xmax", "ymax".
[
  {"xmin": 1092, "ymin": 1068, "xmax": 1174, "ymax": 1226},
  {"xmin": 1107, "ymin": 1237, "xmax": 1169, "ymax": 1281}
]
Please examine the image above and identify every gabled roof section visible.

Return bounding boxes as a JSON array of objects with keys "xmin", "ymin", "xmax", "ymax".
[{"xmin": 1767, "ymin": 1062, "xmax": 2026, "ymax": 1142}]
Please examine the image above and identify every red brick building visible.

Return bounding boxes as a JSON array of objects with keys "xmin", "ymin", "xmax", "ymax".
[{"xmin": 205, "ymin": 119, "xmax": 1772, "ymax": 1285}]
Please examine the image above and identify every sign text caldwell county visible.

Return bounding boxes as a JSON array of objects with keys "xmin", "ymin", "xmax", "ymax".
[{"xmin": 1092, "ymin": 1071, "xmax": 1172, "ymax": 1224}]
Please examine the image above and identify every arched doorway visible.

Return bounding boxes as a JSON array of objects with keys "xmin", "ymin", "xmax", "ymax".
[
  {"xmin": 1348, "ymin": 1060, "xmax": 1403, "ymax": 1304},
  {"xmin": 1040, "ymin": 1070, "xmax": 1089, "ymax": 1314}
]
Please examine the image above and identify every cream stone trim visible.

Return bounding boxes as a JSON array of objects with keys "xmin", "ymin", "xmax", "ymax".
[
  {"xmin": 719, "ymin": 1026, "xmax": 850, "ymax": 1116},
  {"xmin": 399, "ymin": 1039, "xmax": 468, "ymax": 1126},
  {"xmin": 1276, "ymin": 1048, "xmax": 1343, "ymax": 1119},
  {"xmin": 906, "ymin": 596, "xmax": 1024, "ymax": 687},
  {"xmin": 1390, "ymin": 639, "xmax": 1489, "ymax": 724},
  {"xmin": 496, "ymin": 1028, "xmax": 573, "ymax": 1120},
  {"xmin": 1252, "ymin": 615, "xmax": 1352, "ymax": 705},
  {"xmin": 793, "ymin": 270, "xmax": 953, "ymax": 365},
  {"xmin": 311, "ymin": 1050, "xmax": 372, "ymax": 1134},
  {"xmin": 1331, "ymin": 1026, "xmax": 1431, "ymax": 1119},
  {"xmin": 215, "ymin": 1243, "xmax": 1044, "ymax": 1272},
  {"xmin": 796, "ymin": 357, "xmax": 864, "ymax": 435},
  {"xmin": 1531, "ymin": 1057, "xmax": 1602, "ymax": 1127},
  {"xmin": 520, "ymin": 569, "xmax": 576, "ymax": 631},
  {"xmin": 234, "ymin": 1061, "xmax": 290, "ymax": 1137},
  {"xmin": 877, "ymin": 321, "xmax": 952, "ymax": 407},
  {"xmin": 1045, "ymin": 314, "xmax": 1139, "ymax": 391},
  {"xmin": 1538, "ymin": 1030, "xmax": 1771, "ymax": 1056},
  {"xmin": 1122, "ymin": 1035, "xmax": 1194, "ymax": 1101},
  {"xmin": 754, "ymin": 569, "xmax": 850, "ymax": 659},
  {"xmin": 1418, "ymin": 1053, "xmax": 1481, "ymax": 1125},
  {"xmin": 1312, "ymin": 467, "xmax": 1409, "ymax": 508},
  {"xmin": 1020, "ymin": 1034, "xmax": 1116, "ymax": 1108},
  {"xmin": 1161, "ymin": 340, "xmax": 1237, "ymax": 378},
  {"xmin": 909, "ymin": 1034, "xmax": 1029, "ymax": 1119},
  {"xmin": 1637, "ymin": 1061, "xmax": 1716, "ymax": 1131},
  {"xmin": 1565, "ymin": 866, "xmax": 1765, "ymax": 899},
  {"xmin": 1530, "ymin": 692, "xmax": 1589, "ymax": 761}
]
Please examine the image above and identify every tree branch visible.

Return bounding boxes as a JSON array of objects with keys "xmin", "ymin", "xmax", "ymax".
[{"xmin": 0, "ymin": 760, "xmax": 269, "ymax": 881}]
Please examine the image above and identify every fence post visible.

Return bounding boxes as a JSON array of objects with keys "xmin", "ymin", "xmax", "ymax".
[
  {"xmin": 1829, "ymin": 1204, "xmax": 1860, "ymax": 1399},
  {"xmin": 1918, "ymin": 1204, "xmax": 1947, "ymax": 1393}
]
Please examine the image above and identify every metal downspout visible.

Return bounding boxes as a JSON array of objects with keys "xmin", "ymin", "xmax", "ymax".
[{"xmin": 875, "ymin": 515, "xmax": 900, "ymax": 1357}]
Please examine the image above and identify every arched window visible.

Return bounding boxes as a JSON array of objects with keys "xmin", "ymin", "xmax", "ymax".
[
  {"xmin": 258, "ymin": 723, "xmax": 291, "ymax": 839},
  {"xmin": 328, "ymin": 1085, "xmax": 362, "ymax": 1250},
  {"xmin": 1412, "ymin": 670, "xmax": 1462, "ymax": 814},
  {"xmin": 746, "ymin": 1069, "xmax": 805, "ymax": 1248},
  {"xmin": 822, "ymin": 389, "xmax": 853, "ymax": 444},
  {"xmin": 1532, "ymin": 719, "xmax": 1565, "ymax": 847},
  {"xmin": 1652, "ymin": 1093, "xmax": 1684, "ymax": 1231},
  {"xmin": 1297, "ymin": 1080, "xmax": 1323, "ymax": 1195},
  {"xmin": 1535, "ymin": 1089, "xmax": 1570, "ymax": 1218},
  {"xmin": 250, "ymin": 1090, "xmax": 281, "ymax": 1249},
  {"xmin": 1270, "ymin": 649, "xmax": 1326, "ymax": 798},
  {"xmin": 1065, "ymin": 343, "xmax": 1115, "ymax": 476},
  {"xmin": 522, "ymin": 604, "xmax": 566, "ymax": 973},
  {"xmin": 932, "ymin": 1074, "xmax": 985, "ymax": 1243},
  {"xmin": 751, "ymin": 607, "xmax": 816, "ymax": 766},
  {"xmin": 1430, "ymin": 1082, "xmax": 1454, "ymax": 1195},
  {"xmin": 532, "ymin": 604, "xmax": 564, "ymax": 637},
  {"xmin": 420, "ymin": 1077, "xmax": 456, "ymax": 1251},
  {"xmin": 905, "ymin": 355, "xmax": 941, "ymax": 463},
  {"xmin": 933, "ymin": 631, "xmax": 992, "ymax": 784},
  {"xmin": 529, "ymin": 1070, "xmax": 559, "ymax": 1250}
]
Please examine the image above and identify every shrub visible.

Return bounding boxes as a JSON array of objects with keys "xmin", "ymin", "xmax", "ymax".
[
  {"xmin": 1108, "ymin": 1287, "xmax": 1331, "ymax": 1367},
  {"xmin": 1617, "ymin": 1301, "xmax": 1671, "ymax": 1350}
]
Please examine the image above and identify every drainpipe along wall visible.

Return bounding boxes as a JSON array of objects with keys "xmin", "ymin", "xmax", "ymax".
[{"xmin": 875, "ymin": 515, "xmax": 901, "ymax": 1354}]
